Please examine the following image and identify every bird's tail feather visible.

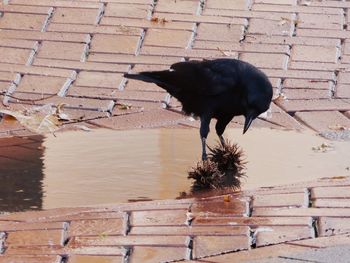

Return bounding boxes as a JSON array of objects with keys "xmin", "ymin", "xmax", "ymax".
[{"xmin": 124, "ymin": 72, "xmax": 170, "ymax": 87}]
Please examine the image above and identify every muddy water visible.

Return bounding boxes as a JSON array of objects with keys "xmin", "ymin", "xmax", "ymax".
[{"xmin": 1, "ymin": 128, "xmax": 350, "ymax": 211}]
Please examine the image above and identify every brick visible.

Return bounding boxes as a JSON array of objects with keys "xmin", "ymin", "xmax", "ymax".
[
  {"xmin": 100, "ymin": 17, "xmax": 194, "ymax": 30},
  {"xmin": 196, "ymin": 23, "xmax": 243, "ymax": 42},
  {"xmin": 125, "ymin": 79, "xmax": 164, "ymax": 92},
  {"xmin": 253, "ymin": 192, "xmax": 307, "ymax": 207},
  {"xmin": 294, "ymin": 111, "xmax": 350, "ymax": 132},
  {"xmin": 277, "ymin": 99, "xmax": 350, "ymax": 112},
  {"xmin": 0, "ymin": 39, "xmax": 36, "ymax": 49},
  {"xmin": 51, "ymin": 7, "xmax": 99, "ymax": 24},
  {"xmin": 67, "ymin": 86, "xmax": 116, "ymax": 99},
  {"xmin": 193, "ymin": 216, "xmax": 312, "ymax": 226},
  {"xmin": 283, "ymin": 78, "xmax": 331, "ymax": 89},
  {"xmin": 67, "ymin": 255, "xmax": 123, "ymax": 263},
  {"xmin": 194, "ymin": 41, "xmax": 289, "ymax": 54},
  {"xmin": 288, "ymin": 234, "xmax": 350, "ymax": 248},
  {"xmin": 90, "ymin": 34, "xmax": 140, "ymax": 54},
  {"xmin": 0, "ymin": 256, "xmax": 62, "ymax": 263},
  {"xmin": 312, "ymin": 186, "xmax": 350, "ymax": 199},
  {"xmin": 297, "ymin": 13, "xmax": 343, "ymax": 30},
  {"xmin": 252, "ymin": 4, "xmax": 341, "ymax": 15},
  {"xmin": 248, "ymin": 18, "xmax": 294, "ymax": 36},
  {"xmin": 16, "ymin": 75, "xmax": 66, "ymax": 95},
  {"xmin": 314, "ymin": 199, "xmax": 350, "ymax": 208},
  {"xmin": 0, "ymin": 72, "xmax": 16, "ymax": 82},
  {"xmin": 318, "ymin": 217, "xmax": 350, "ymax": 236},
  {"xmin": 338, "ymin": 71, "xmax": 350, "ymax": 84},
  {"xmin": 69, "ymin": 235, "xmax": 186, "ymax": 247},
  {"xmin": 0, "ymin": 13, "xmax": 46, "ymax": 31},
  {"xmin": 153, "ymin": 13, "xmax": 245, "ymax": 25},
  {"xmin": 193, "ymin": 236, "xmax": 249, "ymax": 258},
  {"xmin": 143, "ymin": 29, "xmax": 192, "ymax": 48},
  {"xmin": 283, "ymin": 88, "xmax": 331, "ymax": 100},
  {"xmin": 6, "ymin": 229, "xmax": 65, "ymax": 246},
  {"xmin": 288, "ymin": 61, "xmax": 339, "ymax": 71},
  {"xmin": 67, "ymin": 246, "xmax": 125, "ymax": 255},
  {"xmin": 9, "ymin": 0, "xmax": 100, "ymax": 8},
  {"xmin": 75, "ymin": 71, "xmax": 123, "ymax": 88},
  {"xmin": 140, "ymin": 46, "xmax": 223, "ymax": 58},
  {"xmin": 240, "ymin": 53, "xmax": 287, "ymax": 69},
  {"xmin": 130, "ymin": 246, "xmax": 186, "ymax": 263},
  {"xmin": 0, "ymin": 47, "xmax": 31, "ymax": 64},
  {"xmin": 254, "ymin": 0, "xmax": 297, "ymax": 4},
  {"xmin": 89, "ymin": 108, "xmax": 185, "ymax": 129},
  {"xmin": 37, "ymin": 41, "xmax": 85, "ymax": 61},
  {"xmin": 105, "ymin": 3, "xmax": 150, "ymax": 18},
  {"xmin": 0, "ymin": 4, "xmax": 51, "ymax": 14},
  {"xmin": 191, "ymin": 199, "xmax": 248, "ymax": 216},
  {"xmin": 4, "ymin": 245, "xmax": 64, "ymax": 255},
  {"xmin": 33, "ymin": 58, "xmax": 129, "ymax": 72},
  {"xmin": 48, "ymin": 23, "xmax": 142, "ymax": 35},
  {"xmin": 0, "ymin": 63, "xmax": 73, "ymax": 78},
  {"xmin": 130, "ymin": 225, "xmax": 249, "ymax": 236},
  {"xmin": 130, "ymin": 209, "xmax": 187, "ymax": 226},
  {"xmin": 155, "ymin": 0, "xmax": 199, "ymax": 14},
  {"xmin": 252, "ymin": 207, "xmax": 350, "ymax": 217},
  {"xmin": 205, "ymin": 0, "xmax": 248, "ymax": 10},
  {"xmin": 291, "ymin": 45, "xmax": 338, "ymax": 63},
  {"xmin": 87, "ymin": 53, "xmax": 178, "ymax": 65},
  {"xmin": 245, "ymin": 34, "xmax": 340, "ymax": 47},
  {"xmin": 0, "ymin": 29, "xmax": 87, "ymax": 43},
  {"xmin": 68, "ymin": 218, "xmax": 124, "ymax": 237},
  {"xmin": 255, "ymin": 226, "xmax": 314, "ymax": 247},
  {"xmin": 297, "ymin": 28, "xmax": 350, "ymax": 39},
  {"xmin": 0, "ymin": 221, "xmax": 64, "ymax": 232}
]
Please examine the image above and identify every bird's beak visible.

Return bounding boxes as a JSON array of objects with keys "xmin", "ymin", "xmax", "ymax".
[{"xmin": 243, "ymin": 112, "xmax": 254, "ymax": 134}]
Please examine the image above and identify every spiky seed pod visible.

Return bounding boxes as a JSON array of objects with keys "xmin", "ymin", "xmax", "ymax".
[
  {"xmin": 208, "ymin": 140, "xmax": 246, "ymax": 189},
  {"xmin": 188, "ymin": 161, "xmax": 223, "ymax": 192}
]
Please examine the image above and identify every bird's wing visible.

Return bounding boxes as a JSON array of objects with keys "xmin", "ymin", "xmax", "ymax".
[{"xmin": 171, "ymin": 60, "xmax": 240, "ymax": 96}]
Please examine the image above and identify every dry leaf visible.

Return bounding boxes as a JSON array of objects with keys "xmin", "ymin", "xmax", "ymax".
[
  {"xmin": 328, "ymin": 124, "xmax": 349, "ymax": 131},
  {"xmin": 272, "ymin": 93, "xmax": 287, "ymax": 103},
  {"xmin": 150, "ymin": 16, "xmax": 168, "ymax": 25},
  {"xmin": 312, "ymin": 142, "xmax": 332, "ymax": 153},
  {"xmin": 117, "ymin": 103, "xmax": 132, "ymax": 110},
  {"xmin": 0, "ymin": 103, "xmax": 70, "ymax": 134}
]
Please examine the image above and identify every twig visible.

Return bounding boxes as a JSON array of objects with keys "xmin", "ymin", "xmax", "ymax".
[{"xmin": 0, "ymin": 92, "xmax": 56, "ymax": 102}]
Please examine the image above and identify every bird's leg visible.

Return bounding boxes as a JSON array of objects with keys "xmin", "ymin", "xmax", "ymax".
[
  {"xmin": 219, "ymin": 135, "xmax": 225, "ymax": 147},
  {"xmin": 201, "ymin": 137, "xmax": 207, "ymax": 161},
  {"xmin": 200, "ymin": 116, "xmax": 211, "ymax": 161},
  {"xmin": 216, "ymin": 116, "xmax": 233, "ymax": 148}
]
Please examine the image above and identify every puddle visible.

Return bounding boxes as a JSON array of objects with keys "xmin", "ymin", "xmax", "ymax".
[{"xmin": 0, "ymin": 128, "xmax": 350, "ymax": 212}]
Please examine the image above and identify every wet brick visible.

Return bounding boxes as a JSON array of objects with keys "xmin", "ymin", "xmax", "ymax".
[
  {"xmin": 67, "ymin": 255, "xmax": 123, "ymax": 263},
  {"xmin": 252, "ymin": 192, "xmax": 308, "ymax": 208},
  {"xmin": 0, "ymin": 47, "xmax": 31, "ymax": 64},
  {"xmin": 68, "ymin": 218, "xmax": 124, "ymax": 237},
  {"xmin": 6, "ymin": 229, "xmax": 66, "ymax": 246},
  {"xmin": 318, "ymin": 217, "xmax": 350, "ymax": 236},
  {"xmin": 193, "ymin": 236, "xmax": 250, "ymax": 258},
  {"xmin": 130, "ymin": 209, "xmax": 187, "ymax": 226},
  {"xmin": 129, "ymin": 246, "xmax": 187, "ymax": 263}
]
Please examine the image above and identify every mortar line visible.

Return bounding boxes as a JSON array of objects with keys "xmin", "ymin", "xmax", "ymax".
[
  {"xmin": 3, "ymin": 73, "xmax": 21, "ymax": 106},
  {"xmin": 41, "ymin": 7, "xmax": 55, "ymax": 32},
  {"xmin": 95, "ymin": 2, "xmax": 106, "ymax": 25},
  {"xmin": 80, "ymin": 34, "xmax": 92, "ymax": 62},
  {"xmin": 57, "ymin": 70, "xmax": 77, "ymax": 97},
  {"xmin": 122, "ymin": 211, "xmax": 131, "ymax": 236},
  {"xmin": 0, "ymin": 232, "xmax": 6, "ymax": 254}
]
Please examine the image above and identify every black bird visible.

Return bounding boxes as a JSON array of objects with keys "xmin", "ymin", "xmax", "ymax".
[{"xmin": 124, "ymin": 58, "xmax": 273, "ymax": 160}]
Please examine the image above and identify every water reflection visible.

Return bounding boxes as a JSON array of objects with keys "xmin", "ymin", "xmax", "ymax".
[
  {"xmin": 0, "ymin": 128, "xmax": 349, "ymax": 212},
  {"xmin": 0, "ymin": 136, "xmax": 44, "ymax": 212}
]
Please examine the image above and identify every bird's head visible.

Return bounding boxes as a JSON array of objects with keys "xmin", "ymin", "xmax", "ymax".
[{"xmin": 243, "ymin": 77, "xmax": 273, "ymax": 134}]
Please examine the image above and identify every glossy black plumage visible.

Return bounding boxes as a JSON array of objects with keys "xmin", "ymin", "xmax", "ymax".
[{"xmin": 124, "ymin": 59, "xmax": 273, "ymax": 160}]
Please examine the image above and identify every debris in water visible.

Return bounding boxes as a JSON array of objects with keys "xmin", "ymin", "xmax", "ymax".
[
  {"xmin": 0, "ymin": 104, "xmax": 70, "ymax": 134},
  {"xmin": 312, "ymin": 142, "xmax": 333, "ymax": 153},
  {"xmin": 188, "ymin": 140, "xmax": 246, "ymax": 192}
]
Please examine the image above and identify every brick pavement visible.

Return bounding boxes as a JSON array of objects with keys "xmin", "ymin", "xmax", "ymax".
[
  {"xmin": 1, "ymin": 0, "xmax": 350, "ymax": 137},
  {"xmin": 2, "ymin": 0, "xmax": 350, "ymax": 262},
  {"xmin": 0, "ymin": 176, "xmax": 350, "ymax": 262}
]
